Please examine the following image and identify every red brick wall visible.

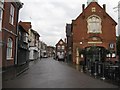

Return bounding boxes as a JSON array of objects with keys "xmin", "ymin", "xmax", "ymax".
[
  {"xmin": 2, "ymin": 2, "xmax": 21, "ymax": 67},
  {"xmin": 0, "ymin": 32, "xmax": 2, "ymax": 68}
]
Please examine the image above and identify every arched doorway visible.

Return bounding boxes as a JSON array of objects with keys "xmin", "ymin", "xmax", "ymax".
[{"xmin": 84, "ymin": 46, "xmax": 107, "ymax": 63}]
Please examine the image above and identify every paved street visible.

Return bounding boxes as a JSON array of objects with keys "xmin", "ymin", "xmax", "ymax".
[{"xmin": 3, "ymin": 58, "xmax": 119, "ymax": 88}]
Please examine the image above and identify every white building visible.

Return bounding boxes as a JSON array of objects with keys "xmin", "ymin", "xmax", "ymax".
[{"xmin": 28, "ymin": 29, "xmax": 40, "ymax": 60}]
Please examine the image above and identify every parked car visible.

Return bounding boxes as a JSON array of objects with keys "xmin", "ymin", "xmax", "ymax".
[
  {"xmin": 57, "ymin": 53, "xmax": 65, "ymax": 61},
  {"xmin": 41, "ymin": 50, "xmax": 48, "ymax": 58}
]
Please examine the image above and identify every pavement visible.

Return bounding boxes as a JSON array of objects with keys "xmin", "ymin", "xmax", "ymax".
[{"xmin": 2, "ymin": 58, "xmax": 119, "ymax": 88}]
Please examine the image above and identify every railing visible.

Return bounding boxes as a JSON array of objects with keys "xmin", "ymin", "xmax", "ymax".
[{"xmin": 80, "ymin": 60, "xmax": 120, "ymax": 86}]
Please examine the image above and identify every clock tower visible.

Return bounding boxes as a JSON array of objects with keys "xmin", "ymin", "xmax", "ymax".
[{"xmin": 87, "ymin": 0, "xmax": 98, "ymax": 5}]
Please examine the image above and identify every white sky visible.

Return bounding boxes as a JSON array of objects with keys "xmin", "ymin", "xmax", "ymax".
[{"xmin": 19, "ymin": 0, "xmax": 119, "ymax": 46}]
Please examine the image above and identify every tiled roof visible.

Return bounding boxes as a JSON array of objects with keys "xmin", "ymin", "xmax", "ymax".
[{"xmin": 19, "ymin": 21, "xmax": 32, "ymax": 34}]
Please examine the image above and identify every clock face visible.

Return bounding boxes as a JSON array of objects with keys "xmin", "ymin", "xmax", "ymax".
[{"xmin": 109, "ymin": 43, "xmax": 114, "ymax": 49}]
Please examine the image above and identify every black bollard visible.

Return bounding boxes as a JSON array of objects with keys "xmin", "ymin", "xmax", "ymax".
[{"xmin": 101, "ymin": 63, "xmax": 105, "ymax": 80}]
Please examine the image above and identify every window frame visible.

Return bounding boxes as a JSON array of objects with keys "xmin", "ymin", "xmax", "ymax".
[
  {"xmin": 9, "ymin": 4, "xmax": 15, "ymax": 25},
  {"xmin": 7, "ymin": 38, "xmax": 13, "ymax": 60},
  {"xmin": 87, "ymin": 15, "xmax": 102, "ymax": 34},
  {"xmin": 0, "ymin": 8, "xmax": 2, "ymax": 31},
  {"xmin": 61, "ymin": 45, "xmax": 65, "ymax": 50}
]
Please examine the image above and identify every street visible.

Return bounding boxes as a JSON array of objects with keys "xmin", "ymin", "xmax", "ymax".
[{"xmin": 3, "ymin": 58, "xmax": 119, "ymax": 88}]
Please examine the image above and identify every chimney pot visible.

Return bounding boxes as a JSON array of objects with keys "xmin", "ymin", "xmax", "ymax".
[
  {"xmin": 82, "ymin": 4, "xmax": 85, "ymax": 11},
  {"xmin": 103, "ymin": 4, "xmax": 106, "ymax": 11}
]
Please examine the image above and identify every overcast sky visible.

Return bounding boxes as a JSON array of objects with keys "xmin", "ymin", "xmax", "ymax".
[{"xmin": 19, "ymin": 0, "xmax": 119, "ymax": 46}]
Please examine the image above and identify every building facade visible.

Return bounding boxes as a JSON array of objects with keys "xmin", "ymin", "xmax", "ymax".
[
  {"xmin": 17, "ymin": 21, "xmax": 30, "ymax": 64},
  {"xmin": 29, "ymin": 29, "xmax": 40, "ymax": 60},
  {"xmin": 66, "ymin": 24, "xmax": 72, "ymax": 63},
  {"xmin": 40, "ymin": 41, "xmax": 47, "ymax": 58},
  {"xmin": 2, "ymin": 1, "xmax": 23, "ymax": 68},
  {"xmin": 47, "ymin": 46, "xmax": 55, "ymax": 57},
  {"xmin": 0, "ymin": 0, "xmax": 4, "ymax": 68},
  {"xmin": 67, "ymin": 1, "xmax": 117, "ymax": 64},
  {"xmin": 55, "ymin": 39, "xmax": 66, "ymax": 61}
]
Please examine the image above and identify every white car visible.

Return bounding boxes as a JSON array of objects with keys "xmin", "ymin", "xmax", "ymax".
[{"xmin": 58, "ymin": 53, "xmax": 64, "ymax": 61}]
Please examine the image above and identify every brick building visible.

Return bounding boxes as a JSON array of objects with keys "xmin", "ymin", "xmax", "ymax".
[
  {"xmin": 18, "ymin": 21, "xmax": 30, "ymax": 65},
  {"xmin": 0, "ymin": 0, "xmax": 4, "ymax": 68},
  {"xmin": 55, "ymin": 39, "xmax": 66, "ymax": 61},
  {"xmin": 29, "ymin": 29, "xmax": 40, "ymax": 60},
  {"xmin": 47, "ymin": 46, "xmax": 55, "ymax": 57},
  {"xmin": 66, "ymin": 1, "xmax": 117, "ymax": 64},
  {"xmin": 2, "ymin": 1, "xmax": 23, "ymax": 68}
]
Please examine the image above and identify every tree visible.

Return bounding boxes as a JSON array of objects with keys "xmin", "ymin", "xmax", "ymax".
[{"xmin": 116, "ymin": 35, "xmax": 120, "ymax": 61}]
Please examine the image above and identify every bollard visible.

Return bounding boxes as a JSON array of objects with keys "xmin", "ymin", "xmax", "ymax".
[
  {"xmin": 94, "ymin": 61, "xmax": 97, "ymax": 77},
  {"xmin": 101, "ymin": 63, "xmax": 105, "ymax": 80}
]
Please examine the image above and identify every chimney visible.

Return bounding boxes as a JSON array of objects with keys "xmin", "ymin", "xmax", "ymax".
[
  {"xmin": 64, "ymin": 38, "xmax": 67, "ymax": 43},
  {"xmin": 103, "ymin": 4, "xmax": 106, "ymax": 11},
  {"xmin": 82, "ymin": 4, "xmax": 85, "ymax": 11}
]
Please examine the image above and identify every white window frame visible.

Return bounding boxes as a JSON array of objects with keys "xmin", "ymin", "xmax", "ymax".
[
  {"xmin": 9, "ymin": 4, "xmax": 15, "ymax": 25},
  {"xmin": 61, "ymin": 45, "xmax": 65, "ymax": 49},
  {"xmin": 57, "ymin": 45, "xmax": 60, "ymax": 50},
  {"xmin": 87, "ymin": 15, "xmax": 102, "ymax": 34},
  {"xmin": 7, "ymin": 38, "xmax": 13, "ymax": 60},
  {"xmin": 23, "ymin": 33, "xmax": 28, "ymax": 43}
]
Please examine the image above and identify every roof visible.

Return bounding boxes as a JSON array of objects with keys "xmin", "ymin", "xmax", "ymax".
[
  {"xmin": 31, "ymin": 29, "xmax": 40, "ymax": 37},
  {"xmin": 74, "ymin": 2, "xmax": 117, "ymax": 25},
  {"xmin": 55, "ymin": 39, "xmax": 66, "ymax": 46},
  {"xmin": 19, "ymin": 21, "xmax": 31, "ymax": 34}
]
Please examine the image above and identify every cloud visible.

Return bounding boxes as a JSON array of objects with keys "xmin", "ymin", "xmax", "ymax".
[{"xmin": 19, "ymin": 0, "xmax": 119, "ymax": 46}]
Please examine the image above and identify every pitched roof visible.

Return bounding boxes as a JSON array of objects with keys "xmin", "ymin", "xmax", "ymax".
[
  {"xmin": 19, "ymin": 21, "xmax": 32, "ymax": 34},
  {"xmin": 31, "ymin": 29, "xmax": 40, "ymax": 37},
  {"xmin": 55, "ymin": 39, "xmax": 66, "ymax": 46},
  {"xmin": 74, "ymin": 2, "xmax": 117, "ymax": 25}
]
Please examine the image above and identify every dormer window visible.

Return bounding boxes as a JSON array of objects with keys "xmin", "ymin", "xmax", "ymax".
[{"xmin": 60, "ymin": 41, "xmax": 63, "ymax": 44}]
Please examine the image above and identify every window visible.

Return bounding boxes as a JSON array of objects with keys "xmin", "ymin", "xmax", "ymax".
[
  {"xmin": 7, "ymin": 38, "xmax": 13, "ymax": 59},
  {"xmin": 91, "ymin": 7, "xmax": 96, "ymax": 12},
  {"xmin": 57, "ymin": 45, "xmax": 60, "ymax": 49},
  {"xmin": 62, "ymin": 46, "xmax": 65, "ymax": 49},
  {"xmin": 87, "ymin": 15, "xmax": 102, "ymax": 33},
  {"xmin": 0, "ymin": 9, "xmax": 2, "ymax": 19},
  {"xmin": 9, "ymin": 4, "xmax": 15, "ymax": 25},
  {"xmin": 23, "ymin": 33, "xmax": 28, "ymax": 43}
]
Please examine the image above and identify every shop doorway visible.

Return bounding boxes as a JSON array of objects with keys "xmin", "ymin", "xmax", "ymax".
[{"xmin": 84, "ymin": 46, "xmax": 107, "ymax": 63}]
